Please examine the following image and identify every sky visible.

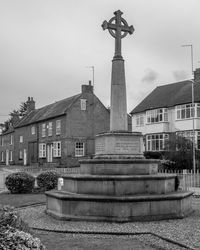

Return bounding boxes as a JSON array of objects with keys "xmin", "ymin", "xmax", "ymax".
[{"xmin": 0, "ymin": 0, "xmax": 200, "ymax": 124}]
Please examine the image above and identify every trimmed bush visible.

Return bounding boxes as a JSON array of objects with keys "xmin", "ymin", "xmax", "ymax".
[
  {"xmin": 5, "ymin": 172, "xmax": 35, "ymax": 194},
  {"xmin": 37, "ymin": 171, "xmax": 60, "ymax": 191}
]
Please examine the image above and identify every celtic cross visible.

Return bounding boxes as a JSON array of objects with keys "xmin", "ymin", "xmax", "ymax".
[{"xmin": 102, "ymin": 10, "xmax": 134, "ymax": 59}]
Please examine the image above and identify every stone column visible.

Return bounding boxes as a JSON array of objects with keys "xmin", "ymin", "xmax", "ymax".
[{"xmin": 110, "ymin": 57, "xmax": 128, "ymax": 131}]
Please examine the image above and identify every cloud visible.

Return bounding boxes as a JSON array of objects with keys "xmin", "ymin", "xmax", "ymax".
[
  {"xmin": 141, "ymin": 68, "xmax": 158, "ymax": 84},
  {"xmin": 172, "ymin": 70, "xmax": 188, "ymax": 81}
]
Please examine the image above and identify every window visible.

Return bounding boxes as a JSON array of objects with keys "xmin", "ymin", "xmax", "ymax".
[
  {"xmin": 10, "ymin": 135, "xmax": 13, "ymax": 145},
  {"xmin": 136, "ymin": 114, "xmax": 144, "ymax": 126},
  {"xmin": 48, "ymin": 122, "xmax": 53, "ymax": 136},
  {"xmin": 176, "ymin": 104, "xmax": 195, "ymax": 120},
  {"xmin": 19, "ymin": 136, "xmax": 23, "ymax": 143},
  {"xmin": 80, "ymin": 99, "xmax": 87, "ymax": 110},
  {"xmin": 10, "ymin": 151, "xmax": 13, "ymax": 161},
  {"xmin": 42, "ymin": 124, "xmax": 46, "ymax": 137},
  {"xmin": 146, "ymin": 134, "xmax": 169, "ymax": 151},
  {"xmin": 56, "ymin": 120, "xmax": 61, "ymax": 135},
  {"xmin": 31, "ymin": 126, "xmax": 36, "ymax": 135},
  {"xmin": 39, "ymin": 143, "xmax": 46, "ymax": 158},
  {"xmin": 19, "ymin": 150, "xmax": 23, "ymax": 160},
  {"xmin": 146, "ymin": 109, "xmax": 168, "ymax": 124},
  {"xmin": 1, "ymin": 152, "xmax": 4, "ymax": 162},
  {"xmin": 53, "ymin": 141, "xmax": 61, "ymax": 157},
  {"xmin": 75, "ymin": 142, "xmax": 85, "ymax": 157},
  {"xmin": 1, "ymin": 137, "xmax": 4, "ymax": 146}
]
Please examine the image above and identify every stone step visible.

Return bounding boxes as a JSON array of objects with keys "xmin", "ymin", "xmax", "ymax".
[
  {"xmin": 79, "ymin": 158, "xmax": 159, "ymax": 175},
  {"xmin": 59, "ymin": 174, "xmax": 177, "ymax": 195},
  {"xmin": 46, "ymin": 190, "xmax": 193, "ymax": 222}
]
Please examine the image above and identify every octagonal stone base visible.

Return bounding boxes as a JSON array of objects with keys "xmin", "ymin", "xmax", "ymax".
[{"xmin": 46, "ymin": 191, "xmax": 193, "ymax": 222}]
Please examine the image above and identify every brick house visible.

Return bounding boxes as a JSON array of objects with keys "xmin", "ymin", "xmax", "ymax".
[
  {"xmin": 3, "ymin": 82, "xmax": 110, "ymax": 167},
  {"xmin": 130, "ymin": 68, "xmax": 200, "ymax": 153},
  {"xmin": 0, "ymin": 127, "xmax": 14, "ymax": 166}
]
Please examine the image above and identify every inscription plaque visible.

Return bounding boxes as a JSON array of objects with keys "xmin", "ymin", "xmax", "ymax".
[{"xmin": 115, "ymin": 137, "xmax": 140, "ymax": 153}]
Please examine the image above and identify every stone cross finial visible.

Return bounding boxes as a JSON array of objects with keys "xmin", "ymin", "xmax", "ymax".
[{"xmin": 102, "ymin": 10, "xmax": 134, "ymax": 59}]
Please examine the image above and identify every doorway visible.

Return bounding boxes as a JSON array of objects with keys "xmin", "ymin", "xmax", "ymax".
[{"xmin": 47, "ymin": 144, "xmax": 53, "ymax": 163}]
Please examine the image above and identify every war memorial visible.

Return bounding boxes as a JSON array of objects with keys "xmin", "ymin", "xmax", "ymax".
[{"xmin": 46, "ymin": 10, "xmax": 193, "ymax": 221}]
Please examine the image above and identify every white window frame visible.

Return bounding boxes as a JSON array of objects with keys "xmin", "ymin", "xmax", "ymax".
[
  {"xmin": 10, "ymin": 151, "xmax": 13, "ymax": 161},
  {"xmin": 48, "ymin": 122, "xmax": 53, "ymax": 136},
  {"xmin": 56, "ymin": 120, "xmax": 61, "ymax": 135},
  {"xmin": 146, "ymin": 134, "xmax": 169, "ymax": 151},
  {"xmin": 80, "ymin": 99, "xmax": 87, "ymax": 110},
  {"xmin": 39, "ymin": 143, "xmax": 46, "ymax": 158},
  {"xmin": 176, "ymin": 104, "xmax": 195, "ymax": 120},
  {"xmin": 42, "ymin": 124, "xmax": 46, "ymax": 137},
  {"xmin": 10, "ymin": 135, "xmax": 13, "ymax": 145},
  {"xmin": 19, "ymin": 150, "xmax": 23, "ymax": 160},
  {"xmin": 136, "ymin": 114, "xmax": 145, "ymax": 126},
  {"xmin": 75, "ymin": 142, "xmax": 85, "ymax": 157},
  {"xmin": 31, "ymin": 125, "xmax": 36, "ymax": 135},
  {"xmin": 53, "ymin": 141, "xmax": 61, "ymax": 157},
  {"xmin": 19, "ymin": 136, "xmax": 23, "ymax": 143},
  {"xmin": 146, "ymin": 108, "xmax": 168, "ymax": 124}
]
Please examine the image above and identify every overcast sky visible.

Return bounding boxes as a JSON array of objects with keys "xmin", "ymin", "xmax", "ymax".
[{"xmin": 0, "ymin": 0, "xmax": 200, "ymax": 123}]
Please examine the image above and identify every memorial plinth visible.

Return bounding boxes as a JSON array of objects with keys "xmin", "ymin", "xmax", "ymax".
[{"xmin": 46, "ymin": 10, "xmax": 193, "ymax": 222}]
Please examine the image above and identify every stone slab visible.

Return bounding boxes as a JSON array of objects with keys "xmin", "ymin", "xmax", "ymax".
[
  {"xmin": 79, "ymin": 158, "xmax": 159, "ymax": 175},
  {"xmin": 60, "ymin": 174, "xmax": 176, "ymax": 196},
  {"xmin": 46, "ymin": 191, "xmax": 193, "ymax": 222},
  {"xmin": 95, "ymin": 132, "xmax": 144, "ymax": 158}
]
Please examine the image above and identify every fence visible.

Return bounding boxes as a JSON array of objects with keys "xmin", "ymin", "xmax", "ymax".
[{"xmin": 159, "ymin": 169, "xmax": 200, "ymax": 193}]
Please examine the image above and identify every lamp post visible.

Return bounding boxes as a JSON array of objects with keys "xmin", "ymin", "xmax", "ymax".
[{"xmin": 182, "ymin": 44, "xmax": 196, "ymax": 178}]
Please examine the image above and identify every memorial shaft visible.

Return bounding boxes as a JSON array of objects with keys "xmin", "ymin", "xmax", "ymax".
[{"xmin": 102, "ymin": 10, "xmax": 134, "ymax": 132}]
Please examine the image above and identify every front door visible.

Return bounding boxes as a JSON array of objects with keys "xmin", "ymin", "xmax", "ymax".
[
  {"xmin": 28, "ymin": 141, "xmax": 38, "ymax": 163},
  {"xmin": 6, "ymin": 150, "xmax": 9, "ymax": 166},
  {"xmin": 47, "ymin": 144, "xmax": 53, "ymax": 163}
]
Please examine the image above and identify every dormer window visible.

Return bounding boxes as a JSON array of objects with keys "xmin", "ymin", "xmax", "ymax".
[{"xmin": 80, "ymin": 99, "xmax": 87, "ymax": 110}]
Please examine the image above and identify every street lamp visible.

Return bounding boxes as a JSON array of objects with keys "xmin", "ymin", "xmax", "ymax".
[{"xmin": 181, "ymin": 44, "xmax": 196, "ymax": 176}]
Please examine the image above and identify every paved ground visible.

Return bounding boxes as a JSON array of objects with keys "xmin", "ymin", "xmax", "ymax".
[{"xmin": 33, "ymin": 231, "xmax": 157, "ymax": 250}]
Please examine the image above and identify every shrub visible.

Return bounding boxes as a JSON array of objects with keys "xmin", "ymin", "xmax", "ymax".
[
  {"xmin": 36, "ymin": 171, "xmax": 60, "ymax": 191},
  {"xmin": 0, "ymin": 205, "xmax": 30, "ymax": 233},
  {"xmin": 5, "ymin": 172, "xmax": 35, "ymax": 194},
  {"xmin": 0, "ymin": 226, "xmax": 46, "ymax": 250},
  {"xmin": 144, "ymin": 151, "xmax": 163, "ymax": 159}
]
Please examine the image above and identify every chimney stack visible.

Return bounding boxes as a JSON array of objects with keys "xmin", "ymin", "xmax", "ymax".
[
  {"xmin": 81, "ymin": 81, "xmax": 93, "ymax": 93},
  {"xmin": 27, "ymin": 97, "xmax": 35, "ymax": 112}
]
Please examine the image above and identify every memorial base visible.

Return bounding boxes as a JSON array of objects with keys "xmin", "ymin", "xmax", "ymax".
[{"xmin": 95, "ymin": 131, "xmax": 144, "ymax": 159}]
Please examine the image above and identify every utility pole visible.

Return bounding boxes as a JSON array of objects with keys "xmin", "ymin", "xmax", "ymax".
[{"xmin": 182, "ymin": 44, "xmax": 196, "ymax": 182}]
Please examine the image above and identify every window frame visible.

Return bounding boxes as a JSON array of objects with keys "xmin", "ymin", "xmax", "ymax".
[
  {"xmin": 75, "ymin": 142, "xmax": 85, "ymax": 157},
  {"xmin": 146, "ymin": 133, "xmax": 169, "ymax": 151},
  {"xmin": 53, "ymin": 141, "xmax": 61, "ymax": 157},
  {"xmin": 146, "ymin": 108, "xmax": 168, "ymax": 124},
  {"xmin": 48, "ymin": 122, "xmax": 53, "ymax": 137},
  {"xmin": 39, "ymin": 143, "xmax": 46, "ymax": 158},
  {"xmin": 80, "ymin": 99, "xmax": 87, "ymax": 111},
  {"xmin": 42, "ymin": 124, "xmax": 46, "ymax": 137},
  {"xmin": 19, "ymin": 136, "xmax": 23, "ymax": 143},
  {"xmin": 56, "ymin": 120, "xmax": 61, "ymax": 135}
]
